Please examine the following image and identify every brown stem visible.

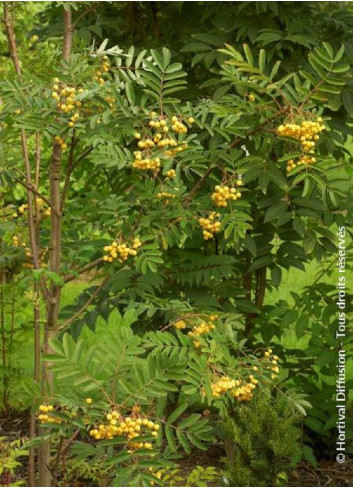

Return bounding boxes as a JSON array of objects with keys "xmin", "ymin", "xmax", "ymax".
[
  {"xmin": 29, "ymin": 284, "xmax": 41, "ymax": 483},
  {"xmin": 0, "ymin": 269, "xmax": 8, "ymax": 411},
  {"xmin": 35, "ymin": 133, "xmax": 41, "ymax": 188},
  {"xmin": 184, "ymin": 166, "xmax": 214, "ymax": 207},
  {"xmin": 245, "ymin": 266, "xmax": 267, "ymax": 342},
  {"xmin": 59, "ymin": 136, "xmax": 76, "ymax": 213},
  {"xmin": 11, "ymin": 174, "xmax": 58, "ymax": 217},
  {"xmin": 150, "ymin": 2, "xmax": 160, "ymax": 39},
  {"xmin": 244, "ymin": 255, "xmax": 252, "ymax": 336},
  {"xmin": 3, "ymin": 3, "xmax": 21, "ymax": 74},
  {"xmin": 229, "ymin": 106, "xmax": 288, "ymax": 149},
  {"xmin": 72, "ymin": 4, "xmax": 96, "ymax": 29},
  {"xmin": 47, "ymin": 142, "xmax": 63, "ymax": 332},
  {"xmin": 40, "ymin": 6, "xmax": 73, "ymax": 487},
  {"xmin": 62, "ymin": 7, "xmax": 72, "ymax": 62},
  {"xmin": 255, "ymin": 267, "xmax": 266, "ymax": 308},
  {"xmin": 63, "ymin": 257, "xmax": 103, "ymax": 284},
  {"xmin": 3, "ymin": 4, "xmax": 50, "ymax": 304},
  {"xmin": 51, "ymin": 435, "xmax": 64, "ymax": 486},
  {"xmin": 225, "ymin": 439, "xmax": 236, "ymax": 466},
  {"xmin": 28, "ymin": 414, "xmax": 36, "ymax": 487},
  {"xmin": 30, "ymin": 141, "xmax": 42, "ymax": 487},
  {"xmin": 60, "ymin": 145, "xmax": 93, "ymax": 214}
]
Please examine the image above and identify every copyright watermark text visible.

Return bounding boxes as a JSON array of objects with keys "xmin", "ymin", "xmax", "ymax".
[{"xmin": 336, "ymin": 226, "xmax": 346, "ymax": 464}]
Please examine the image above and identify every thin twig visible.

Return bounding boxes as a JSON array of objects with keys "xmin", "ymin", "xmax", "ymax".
[
  {"xmin": 72, "ymin": 4, "xmax": 97, "ymax": 30},
  {"xmin": 63, "ymin": 257, "xmax": 104, "ymax": 284},
  {"xmin": 58, "ymin": 274, "xmax": 110, "ymax": 331},
  {"xmin": 183, "ymin": 106, "xmax": 288, "ymax": 206},
  {"xmin": 11, "ymin": 174, "xmax": 59, "ymax": 216},
  {"xmin": 35, "ymin": 133, "xmax": 41, "ymax": 188},
  {"xmin": 3, "ymin": 3, "xmax": 51, "ymax": 304},
  {"xmin": 60, "ymin": 146, "xmax": 93, "ymax": 213},
  {"xmin": 183, "ymin": 166, "xmax": 215, "ymax": 207},
  {"xmin": 229, "ymin": 105, "xmax": 288, "ymax": 148}
]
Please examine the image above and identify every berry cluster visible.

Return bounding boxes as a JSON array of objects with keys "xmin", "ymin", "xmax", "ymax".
[
  {"xmin": 173, "ymin": 314, "xmax": 218, "ymax": 349},
  {"xmin": 12, "ymin": 198, "xmax": 51, "ymax": 219},
  {"xmin": 105, "ymin": 95, "xmax": 116, "ymax": 107},
  {"xmin": 171, "ymin": 115, "xmax": 189, "ymax": 134},
  {"xmin": 263, "ymin": 349, "xmax": 280, "ymax": 380},
  {"xmin": 52, "ymin": 80, "xmax": 83, "ymax": 114},
  {"xmin": 12, "ymin": 236, "xmax": 47, "ymax": 269},
  {"xmin": 232, "ymin": 375, "xmax": 258, "ymax": 402},
  {"xmin": 286, "ymin": 155, "xmax": 316, "ymax": 173},
  {"xmin": 131, "ymin": 113, "xmax": 193, "ymax": 173},
  {"xmin": 36, "ymin": 198, "xmax": 51, "ymax": 217},
  {"xmin": 210, "ymin": 376, "xmax": 237, "ymax": 398},
  {"xmin": 15, "ymin": 203, "xmax": 27, "ymax": 216},
  {"xmin": 38, "ymin": 404, "xmax": 61, "ymax": 424},
  {"xmin": 209, "ymin": 374, "xmax": 258, "ymax": 401},
  {"xmin": 89, "ymin": 410, "xmax": 160, "ymax": 452},
  {"xmin": 93, "ymin": 56, "xmax": 110, "ymax": 86},
  {"xmin": 174, "ymin": 320, "xmax": 187, "ymax": 330},
  {"xmin": 165, "ymin": 169, "xmax": 176, "ymax": 178},
  {"xmin": 199, "ymin": 212, "xmax": 221, "ymax": 240},
  {"xmin": 187, "ymin": 319, "xmax": 216, "ymax": 338},
  {"xmin": 277, "ymin": 117, "xmax": 325, "ymax": 153},
  {"xmin": 68, "ymin": 111, "xmax": 80, "ymax": 128},
  {"xmin": 12, "ymin": 236, "xmax": 21, "ymax": 247},
  {"xmin": 164, "ymin": 143, "xmax": 187, "ymax": 157},
  {"xmin": 54, "ymin": 135, "xmax": 67, "ymax": 151},
  {"xmin": 173, "ymin": 315, "xmax": 217, "ymax": 333},
  {"xmin": 211, "ymin": 184, "xmax": 242, "ymax": 208},
  {"xmin": 51, "ymin": 78, "xmax": 84, "ymax": 143},
  {"xmin": 148, "ymin": 468, "xmax": 162, "ymax": 486},
  {"xmin": 103, "ymin": 237, "xmax": 142, "ymax": 263},
  {"xmin": 133, "ymin": 152, "xmax": 161, "ymax": 171},
  {"xmin": 156, "ymin": 191, "xmax": 176, "ymax": 203}
]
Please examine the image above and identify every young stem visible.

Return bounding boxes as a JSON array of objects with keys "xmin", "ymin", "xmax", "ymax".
[
  {"xmin": 39, "ymin": 7, "xmax": 73, "ymax": 485},
  {"xmin": 0, "ymin": 269, "xmax": 8, "ymax": 412}
]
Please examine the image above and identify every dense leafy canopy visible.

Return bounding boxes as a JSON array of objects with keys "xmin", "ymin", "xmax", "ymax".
[{"xmin": 0, "ymin": 2, "xmax": 352, "ymax": 487}]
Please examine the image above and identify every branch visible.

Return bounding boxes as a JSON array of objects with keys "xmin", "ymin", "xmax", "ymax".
[
  {"xmin": 60, "ymin": 145, "xmax": 93, "ymax": 213},
  {"xmin": 183, "ymin": 166, "xmax": 215, "ymax": 207},
  {"xmin": 3, "ymin": 3, "xmax": 21, "ymax": 75},
  {"xmin": 35, "ymin": 133, "xmax": 41, "ymax": 188},
  {"xmin": 58, "ymin": 274, "xmax": 110, "ymax": 331},
  {"xmin": 34, "ymin": 133, "xmax": 41, "ymax": 247},
  {"xmin": 3, "ymin": 3, "xmax": 51, "ymax": 303},
  {"xmin": 229, "ymin": 106, "xmax": 288, "ymax": 148},
  {"xmin": 72, "ymin": 4, "xmax": 97, "ymax": 30},
  {"xmin": 11, "ymin": 174, "xmax": 59, "ymax": 217},
  {"xmin": 62, "ymin": 6, "xmax": 72, "ymax": 62},
  {"xmin": 255, "ymin": 267, "xmax": 266, "ymax": 308},
  {"xmin": 63, "ymin": 258, "xmax": 104, "ymax": 284},
  {"xmin": 59, "ymin": 135, "xmax": 77, "ymax": 213},
  {"xmin": 48, "ymin": 143, "xmax": 63, "ymax": 276},
  {"xmin": 183, "ymin": 106, "xmax": 288, "ymax": 205}
]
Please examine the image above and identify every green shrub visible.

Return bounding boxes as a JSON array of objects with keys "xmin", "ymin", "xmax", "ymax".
[
  {"xmin": 221, "ymin": 391, "xmax": 300, "ymax": 487},
  {"xmin": 0, "ymin": 437, "xmax": 28, "ymax": 487}
]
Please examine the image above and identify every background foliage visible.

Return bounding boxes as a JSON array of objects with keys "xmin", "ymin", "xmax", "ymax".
[{"xmin": 0, "ymin": 1, "xmax": 352, "ymax": 487}]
